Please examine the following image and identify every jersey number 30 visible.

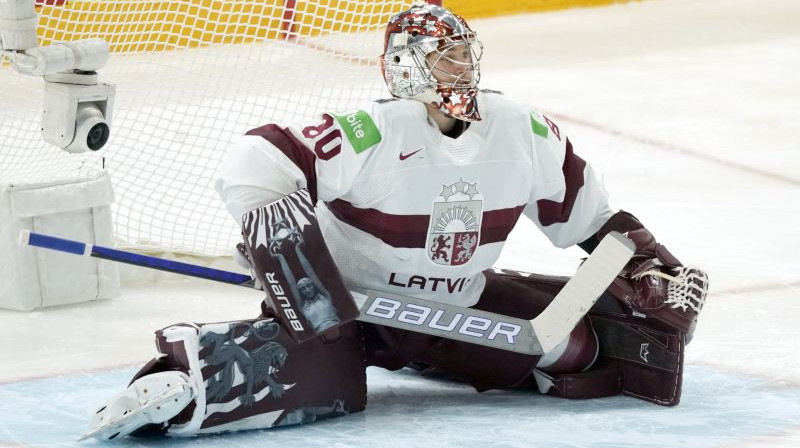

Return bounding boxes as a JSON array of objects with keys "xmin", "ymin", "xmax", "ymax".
[{"xmin": 302, "ymin": 114, "xmax": 342, "ymax": 161}]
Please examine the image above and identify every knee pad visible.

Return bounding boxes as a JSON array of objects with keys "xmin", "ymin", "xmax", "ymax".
[
  {"xmin": 535, "ymin": 317, "xmax": 598, "ymax": 374},
  {"xmin": 150, "ymin": 318, "xmax": 366, "ymax": 436}
]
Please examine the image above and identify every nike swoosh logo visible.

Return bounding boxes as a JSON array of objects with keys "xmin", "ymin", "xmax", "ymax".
[{"xmin": 399, "ymin": 148, "xmax": 424, "ymax": 160}]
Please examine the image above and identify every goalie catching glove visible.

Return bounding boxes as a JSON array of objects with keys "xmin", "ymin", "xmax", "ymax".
[{"xmin": 582, "ymin": 211, "xmax": 709, "ymax": 341}]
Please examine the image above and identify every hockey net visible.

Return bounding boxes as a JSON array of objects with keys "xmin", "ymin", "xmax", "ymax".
[{"xmin": 0, "ymin": 0, "xmax": 417, "ymax": 257}]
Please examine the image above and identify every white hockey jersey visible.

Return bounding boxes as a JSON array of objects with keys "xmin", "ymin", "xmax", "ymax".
[{"xmin": 216, "ymin": 91, "xmax": 613, "ymax": 307}]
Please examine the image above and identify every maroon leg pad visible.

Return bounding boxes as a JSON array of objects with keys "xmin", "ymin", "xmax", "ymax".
[
  {"xmin": 506, "ymin": 270, "xmax": 686, "ymax": 405},
  {"xmin": 140, "ymin": 318, "xmax": 366, "ymax": 435},
  {"xmin": 364, "ymin": 268, "xmax": 685, "ymax": 405},
  {"xmin": 534, "ymin": 360, "xmax": 622, "ymax": 400},
  {"xmin": 590, "ymin": 314, "xmax": 684, "ymax": 406}
]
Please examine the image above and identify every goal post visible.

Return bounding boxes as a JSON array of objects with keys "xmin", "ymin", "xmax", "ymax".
[{"xmin": 1, "ymin": 0, "xmax": 420, "ymax": 257}]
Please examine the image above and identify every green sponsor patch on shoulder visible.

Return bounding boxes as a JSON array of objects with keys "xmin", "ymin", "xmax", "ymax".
[
  {"xmin": 333, "ymin": 110, "xmax": 381, "ymax": 154},
  {"xmin": 530, "ymin": 112, "xmax": 549, "ymax": 139}
]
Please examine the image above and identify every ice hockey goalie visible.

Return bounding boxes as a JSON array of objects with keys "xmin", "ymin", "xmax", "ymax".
[{"xmin": 82, "ymin": 3, "xmax": 708, "ymax": 441}]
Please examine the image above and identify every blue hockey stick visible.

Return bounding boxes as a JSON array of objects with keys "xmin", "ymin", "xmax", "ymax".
[{"xmin": 18, "ymin": 229, "xmax": 253, "ymax": 286}]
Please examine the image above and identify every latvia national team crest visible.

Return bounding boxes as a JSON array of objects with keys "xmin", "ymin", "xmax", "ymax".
[{"xmin": 427, "ymin": 178, "xmax": 482, "ymax": 266}]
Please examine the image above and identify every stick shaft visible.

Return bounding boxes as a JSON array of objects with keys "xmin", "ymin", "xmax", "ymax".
[{"xmin": 19, "ymin": 230, "xmax": 253, "ymax": 286}]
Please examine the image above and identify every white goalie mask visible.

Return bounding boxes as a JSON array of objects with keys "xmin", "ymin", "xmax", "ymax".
[{"xmin": 382, "ymin": 4, "xmax": 483, "ymax": 122}]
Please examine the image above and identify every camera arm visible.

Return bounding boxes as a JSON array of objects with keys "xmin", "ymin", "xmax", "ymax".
[{"xmin": 1, "ymin": 0, "xmax": 115, "ymax": 153}]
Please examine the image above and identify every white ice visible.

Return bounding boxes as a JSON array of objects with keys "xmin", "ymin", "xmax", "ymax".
[{"xmin": 2, "ymin": 0, "xmax": 799, "ymax": 446}]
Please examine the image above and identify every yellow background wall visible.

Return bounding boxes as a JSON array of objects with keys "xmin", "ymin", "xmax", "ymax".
[
  {"xmin": 35, "ymin": 0, "xmax": 401, "ymax": 52},
  {"xmin": 33, "ymin": 1, "xmax": 635, "ymax": 53},
  {"xmin": 445, "ymin": 0, "xmax": 634, "ymax": 18}
]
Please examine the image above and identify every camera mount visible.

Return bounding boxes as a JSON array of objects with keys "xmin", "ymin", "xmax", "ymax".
[{"xmin": 1, "ymin": 1, "xmax": 115, "ymax": 153}]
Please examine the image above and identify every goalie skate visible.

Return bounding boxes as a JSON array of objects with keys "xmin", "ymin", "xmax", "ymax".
[{"xmin": 80, "ymin": 371, "xmax": 194, "ymax": 441}]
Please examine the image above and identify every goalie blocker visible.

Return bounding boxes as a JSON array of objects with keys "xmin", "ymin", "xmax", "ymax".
[{"xmin": 239, "ymin": 189, "xmax": 360, "ymax": 343}]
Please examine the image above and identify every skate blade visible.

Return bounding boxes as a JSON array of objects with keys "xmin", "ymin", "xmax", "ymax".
[{"xmin": 78, "ymin": 384, "xmax": 190, "ymax": 442}]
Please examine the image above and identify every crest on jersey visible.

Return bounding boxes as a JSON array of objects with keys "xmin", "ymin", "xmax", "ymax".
[{"xmin": 427, "ymin": 178, "xmax": 482, "ymax": 266}]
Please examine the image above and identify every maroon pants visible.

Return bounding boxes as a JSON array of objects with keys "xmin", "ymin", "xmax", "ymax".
[{"xmin": 363, "ymin": 270, "xmax": 570, "ymax": 391}]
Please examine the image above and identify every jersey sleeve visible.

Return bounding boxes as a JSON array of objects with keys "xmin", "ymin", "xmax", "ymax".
[
  {"xmin": 523, "ymin": 110, "xmax": 614, "ymax": 248},
  {"xmin": 215, "ymin": 107, "xmax": 383, "ymax": 222}
]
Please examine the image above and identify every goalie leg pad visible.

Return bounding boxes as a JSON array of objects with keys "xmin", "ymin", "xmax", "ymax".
[
  {"xmin": 85, "ymin": 318, "xmax": 366, "ymax": 439},
  {"xmin": 590, "ymin": 313, "xmax": 684, "ymax": 406},
  {"xmin": 491, "ymin": 269, "xmax": 685, "ymax": 405},
  {"xmin": 536, "ymin": 305, "xmax": 684, "ymax": 405},
  {"xmin": 533, "ymin": 361, "xmax": 622, "ymax": 400},
  {"xmin": 157, "ymin": 318, "xmax": 366, "ymax": 436}
]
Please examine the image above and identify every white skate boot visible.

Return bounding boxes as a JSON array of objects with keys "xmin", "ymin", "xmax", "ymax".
[{"xmin": 80, "ymin": 371, "xmax": 194, "ymax": 441}]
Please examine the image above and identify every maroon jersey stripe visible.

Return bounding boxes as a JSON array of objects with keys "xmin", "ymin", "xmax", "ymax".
[
  {"xmin": 325, "ymin": 199, "xmax": 429, "ymax": 248},
  {"xmin": 326, "ymin": 199, "xmax": 524, "ymax": 249},
  {"xmin": 245, "ymin": 124, "xmax": 318, "ymax": 202},
  {"xmin": 480, "ymin": 205, "xmax": 525, "ymax": 245},
  {"xmin": 536, "ymin": 138, "xmax": 586, "ymax": 226}
]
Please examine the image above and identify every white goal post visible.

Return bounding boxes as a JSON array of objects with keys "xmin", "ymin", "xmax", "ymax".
[{"xmin": 1, "ymin": 0, "xmax": 428, "ymax": 257}]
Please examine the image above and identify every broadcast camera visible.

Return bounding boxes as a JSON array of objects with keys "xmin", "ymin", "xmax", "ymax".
[
  {"xmin": 1, "ymin": 2, "xmax": 115, "ymax": 153},
  {"xmin": 42, "ymin": 79, "xmax": 114, "ymax": 153}
]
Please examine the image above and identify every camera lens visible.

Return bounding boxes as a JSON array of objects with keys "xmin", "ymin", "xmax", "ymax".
[{"xmin": 86, "ymin": 122, "xmax": 110, "ymax": 151}]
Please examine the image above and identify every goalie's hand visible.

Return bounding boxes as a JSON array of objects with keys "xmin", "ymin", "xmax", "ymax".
[
  {"xmin": 235, "ymin": 242, "xmax": 262, "ymax": 290},
  {"xmin": 589, "ymin": 212, "xmax": 710, "ymax": 341},
  {"xmin": 611, "ymin": 227, "xmax": 709, "ymax": 340},
  {"xmin": 637, "ymin": 265, "xmax": 709, "ymax": 342}
]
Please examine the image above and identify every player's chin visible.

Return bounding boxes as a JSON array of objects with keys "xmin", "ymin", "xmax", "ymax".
[{"xmin": 535, "ymin": 317, "xmax": 599, "ymax": 374}]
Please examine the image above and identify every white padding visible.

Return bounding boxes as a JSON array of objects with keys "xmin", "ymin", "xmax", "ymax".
[
  {"xmin": 0, "ymin": 22, "xmax": 38, "ymax": 50},
  {"xmin": 9, "ymin": 172, "xmax": 114, "ymax": 218},
  {"xmin": 0, "ymin": 171, "xmax": 120, "ymax": 311},
  {"xmin": 0, "ymin": 15, "xmax": 37, "ymax": 31},
  {"xmin": 0, "ymin": 7, "xmax": 38, "ymax": 51}
]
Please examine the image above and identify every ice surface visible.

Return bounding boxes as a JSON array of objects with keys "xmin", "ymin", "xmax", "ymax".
[
  {"xmin": 2, "ymin": 0, "xmax": 799, "ymax": 446},
  {"xmin": 2, "ymin": 366, "xmax": 800, "ymax": 448}
]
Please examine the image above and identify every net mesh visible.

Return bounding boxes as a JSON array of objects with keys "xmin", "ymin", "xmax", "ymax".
[{"xmin": 1, "ymin": 0, "xmax": 413, "ymax": 256}]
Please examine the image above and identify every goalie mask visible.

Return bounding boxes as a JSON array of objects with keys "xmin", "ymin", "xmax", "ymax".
[{"xmin": 382, "ymin": 4, "xmax": 483, "ymax": 122}]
